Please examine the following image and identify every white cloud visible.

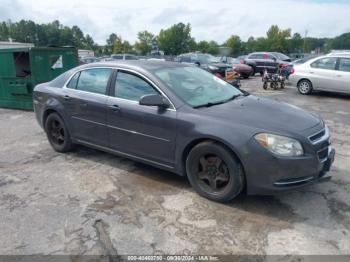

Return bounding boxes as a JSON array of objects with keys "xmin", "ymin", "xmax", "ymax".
[{"xmin": 1, "ymin": 0, "xmax": 350, "ymax": 44}]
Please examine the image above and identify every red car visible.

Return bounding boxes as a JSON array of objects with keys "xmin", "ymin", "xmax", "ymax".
[{"xmin": 222, "ymin": 57, "xmax": 253, "ymax": 78}]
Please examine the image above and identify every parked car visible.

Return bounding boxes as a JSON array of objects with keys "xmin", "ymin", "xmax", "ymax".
[
  {"xmin": 221, "ymin": 57, "xmax": 253, "ymax": 79},
  {"xmin": 80, "ymin": 56, "xmax": 100, "ymax": 64},
  {"xmin": 110, "ymin": 54, "xmax": 138, "ymax": 60},
  {"xmin": 33, "ymin": 61, "xmax": 335, "ymax": 202},
  {"xmin": 289, "ymin": 54, "xmax": 350, "ymax": 95},
  {"xmin": 177, "ymin": 53, "xmax": 240, "ymax": 86},
  {"xmin": 244, "ymin": 52, "xmax": 291, "ymax": 76}
]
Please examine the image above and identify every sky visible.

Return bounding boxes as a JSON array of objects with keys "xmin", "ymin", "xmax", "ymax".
[{"xmin": 1, "ymin": 0, "xmax": 350, "ymax": 44}]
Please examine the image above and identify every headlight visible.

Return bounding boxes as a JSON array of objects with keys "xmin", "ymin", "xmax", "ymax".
[
  {"xmin": 208, "ymin": 65, "xmax": 219, "ymax": 70},
  {"xmin": 254, "ymin": 133, "xmax": 304, "ymax": 157}
]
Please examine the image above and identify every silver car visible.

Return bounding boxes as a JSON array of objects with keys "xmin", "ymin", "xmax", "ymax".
[{"xmin": 290, "ymin": 54, "xmax": 350, "ymax": 95}]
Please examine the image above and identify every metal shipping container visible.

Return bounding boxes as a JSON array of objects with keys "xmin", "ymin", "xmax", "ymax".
[{"xmin": 0, "ymin": 47, "xmax": 78, "ymax": 110}]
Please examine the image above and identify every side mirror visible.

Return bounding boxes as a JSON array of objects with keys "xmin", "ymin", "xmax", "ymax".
[
  {"xmin": 194, "ymin": 61, "xmax": 200, "ymax": 67},
  {"xmin": 272, "ymin": 57, "xmax": 277, "ymax": 62},
  {"xmin": 139, "ymin": 94, "xmax": 170, "ymax": 108}
]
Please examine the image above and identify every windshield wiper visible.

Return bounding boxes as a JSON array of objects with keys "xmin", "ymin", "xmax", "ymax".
[
  {"xmin": 193, "ymin": 101, "xmax": 226, "ymax": 108},
  {"xmin": 193, "ymin": 94, "xmax": 244, "ymax": 109}
]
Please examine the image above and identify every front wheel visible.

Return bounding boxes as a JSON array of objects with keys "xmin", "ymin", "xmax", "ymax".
[
  {"xmin": 297, "ymin": 79, "xmax": 313, "ymax": 95},
  {"xmin": 45, "ymin": 113, "xmax": 74, "ymax": 153},
  {"xmin": 186, "ymin": 141, "xmax": 245, "ymax": 202}
]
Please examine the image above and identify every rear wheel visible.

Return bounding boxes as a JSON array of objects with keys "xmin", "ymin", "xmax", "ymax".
[
  {"xmin": 297, "ymin": 79, "xmax": 313, "ymax": 95},
  {"xmin": 263, "ymin": 82, "xmax": 268, "ymax": 89},
  {"xmin": 186, "ymin": 141, "xmax": 244, "ymax": 202},
  {"xmin": 242, "ymin": 73, "xmax": 250, "ymax": 79},
  {"xmin": 45, "ymin": 113, "xmax": 74, "ymax": 153}
]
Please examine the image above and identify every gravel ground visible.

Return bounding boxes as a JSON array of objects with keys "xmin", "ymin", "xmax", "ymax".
[{"xmin": 0, "ymin": 76, "xmax": 349, "ymax": 257}]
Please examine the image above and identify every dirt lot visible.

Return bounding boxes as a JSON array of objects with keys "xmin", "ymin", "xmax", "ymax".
[{"xmin": 0, "ymin": 76, "xmax": 349, "ymax": 256}]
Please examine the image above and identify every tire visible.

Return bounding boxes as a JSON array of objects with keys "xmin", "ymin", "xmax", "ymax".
[
  {"xmin": 297, "ymin": 79, "xmax": 313, "ymax": 95},
  {"xmin": 281, "ymin": 82, "xmax": 285, "ymax": 89},
  {"xmin": 263, "ymin": 82, "xmax": 268, "ymax": 89},
  {"xmin": 242, "ymin": 73, "xmax": 249, "ymax": 79},
  {"xmin": 251, "ymin": 67, "xmax": 256, "ymax": 76},
  {"xmin": 186, "ymin": 141, "xmax": 245, "ymax": 202},
  {"xmin": 45, "ymin": 112, "xmax": 74, "ymax": 153}
]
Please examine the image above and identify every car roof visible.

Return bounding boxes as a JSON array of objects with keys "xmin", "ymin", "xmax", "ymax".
[{"xmin": 75, "ymin": 60, "xmax": 188, "ymax": 72}]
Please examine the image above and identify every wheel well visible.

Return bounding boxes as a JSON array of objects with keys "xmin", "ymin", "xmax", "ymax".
[
  {"xmin": 181, "ymin": 138, "xmax": 246, "ymax": 180},
  {"xmin": 42, "ymin": 109, "xmax": 58, "ymax": 128}
]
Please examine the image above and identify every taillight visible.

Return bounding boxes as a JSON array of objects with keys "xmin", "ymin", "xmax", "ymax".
[
  {"xmin": 240, "ymin": 59, "xmax": 245, "ymax": 64},
  {"xmin": 291, "ymin": 68, "xmax": 295, "ymax": 74}
]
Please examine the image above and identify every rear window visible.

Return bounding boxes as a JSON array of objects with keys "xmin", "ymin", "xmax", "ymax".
[
  {"xmin": 338, "ymin": 58, "xmax": 350, "ymax": 72},
  {"xmin": 48, "ymin": 68, "xmax": 76, "ymax": 88}
]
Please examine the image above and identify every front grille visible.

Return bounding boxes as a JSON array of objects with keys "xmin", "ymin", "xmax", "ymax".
[
  {"xmin": 309, "ymin": 129, "xmax": 325, "ymax": 142},
  {"xmin": 318, "ymin": 147, "xmax": 329, "ymax": 162}
]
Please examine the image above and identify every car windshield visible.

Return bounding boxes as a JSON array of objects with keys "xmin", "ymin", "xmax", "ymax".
[
  {"xmin": 197, "ymin": 54, "xmax": 220, "ymax": 64},
  {"xmin": 154, "ymin": 66, "xmax": 242, "ymax": 108}
]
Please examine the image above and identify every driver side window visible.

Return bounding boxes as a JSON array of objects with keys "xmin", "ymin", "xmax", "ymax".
[{"xmin": 114, "ymin": 71, "xmax": 158, "ymax": 101}]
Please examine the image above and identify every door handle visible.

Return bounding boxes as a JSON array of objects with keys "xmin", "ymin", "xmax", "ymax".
[
  {"xmin": 309, "ymin": 71, "xmax": 314, "ymax": 74},
  {"xmin": 63, "ymin": 95, "xmax": 71, "ymax": 100},
  {"xmin": 108, "ymin": 104, "xmax": 120, "ymax": 111},
  {"xmin": 336, "ymin": 75, "xmax": 342, "ymax": 77}
]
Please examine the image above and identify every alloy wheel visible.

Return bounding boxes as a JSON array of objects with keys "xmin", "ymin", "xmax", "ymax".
[
  {"xmin": 48, "ymin": 120, "xmax": 65, "ymax": 145},
  {"xmin": 299, "ymin": 81, "xmax": 311, "ymax": 94},
  {"xmin": 197, "ymin": 154, "xmax": 230, "ymax": 192}
]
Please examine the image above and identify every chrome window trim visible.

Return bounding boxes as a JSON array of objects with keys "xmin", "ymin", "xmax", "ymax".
[
  {"xmin": 62, "ymin": 66, "xmax": 176, "ymax": 111},
  {"xmin": 76, "ymin": 139, "xmax": 174, "ymax": 169}
]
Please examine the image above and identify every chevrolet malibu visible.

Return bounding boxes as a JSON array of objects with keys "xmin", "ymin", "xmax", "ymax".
[{"xmin": 33, "ymin": 61, "xmax": 335, "ymax": 202}]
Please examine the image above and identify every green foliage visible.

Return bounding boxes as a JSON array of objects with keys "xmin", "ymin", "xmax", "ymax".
[
  {"xmin": 157, "ymin": 23, "xmax": 195, "ymax": 55},
  {"xmin": 224, "ymin": 35, "xmax": 241, "ymax": 56},
  {"xmin": 1, "ymin": 19, "xmax": 350, "ymax": 56},
  {"xmin": 0, "ymin": 19, "xmax": 96, "ymax": 50},
  {"xmin": 326, "ymin": 33, "xmax": 350, "ymax": 50},
  {"xmin": 196, "ymin": 40, "xmax": 219, "ymax": 55},
  {"xmin": 111, "ymin": 35, "xmax": 133, "ymax": 54},
  {"xmin": 134, "ymin": 30, "xmax": 155, "ymax": 55}
]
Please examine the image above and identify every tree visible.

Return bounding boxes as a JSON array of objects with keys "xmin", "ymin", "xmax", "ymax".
[
  {"xmin": 329, "ymin": 33, "xmax": 350, "ymax": 50},
  {"xmin": 112, "ymin": 35, "xmax": 133, "ymax": 54},
  {"xmin": 224, "ymin": 35, "xmax": 241, "ymax": 56},
  {"xmin": 157, "ymin": 23, "xmax": 194, "ymax": 55},
  {"xmin": 290, "ymin": 33, "xmax": 303, "ymax": 53},
  {"xmin": 266, "ymin": 25, "xmax": 291, "ymax": 52},
  {"xmin": 196, "ymin": 40, "xmax": 219, "ymax": 55},
  {"xmin": 134, "ymin": 30, "xmax": 155, "ymax": 55}
]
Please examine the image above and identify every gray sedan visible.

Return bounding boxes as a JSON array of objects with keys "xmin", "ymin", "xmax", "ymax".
[
  {"xmin": 33, "ymin": 61, "xmax": 335, "ymax": 202},
  {"xmin": 290, "ymin": 54, "xmax": 350, "ymax": 95}
]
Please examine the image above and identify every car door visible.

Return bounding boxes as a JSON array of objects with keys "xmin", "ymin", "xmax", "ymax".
[
  {"xmin": 309, "ymin": 57, "xmax": 338, "ymax": 91},
  {"xmin": 335, "ymin": 57, "xmax": 350, "ymax": 93},
  {"xmin": 106, "ymin": 70, "xmax": 177, "ymax": 167},
  {"xmin": 62, "ymin": 68, "xmax": 113, "ymax": 146}
]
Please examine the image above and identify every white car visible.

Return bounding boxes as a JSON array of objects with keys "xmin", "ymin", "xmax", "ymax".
[{"xmin": 289, "ymin": 54, "xmax": 350, "ymax": 95}]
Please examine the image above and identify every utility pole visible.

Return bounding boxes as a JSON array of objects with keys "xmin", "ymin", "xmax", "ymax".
[{"xmin": 303, "ymin": 30, "xmax": 308, "ymax": 54}]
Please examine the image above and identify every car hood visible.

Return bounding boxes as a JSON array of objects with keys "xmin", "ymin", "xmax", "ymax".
[{"xmin": 197, "ymin": 95, "xmax": 321, "ymax": 133}]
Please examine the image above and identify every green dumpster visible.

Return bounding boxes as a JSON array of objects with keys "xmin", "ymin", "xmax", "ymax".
[{"xmin": 0, "ymin": 47, "xmax": 79, "ymax": 110}]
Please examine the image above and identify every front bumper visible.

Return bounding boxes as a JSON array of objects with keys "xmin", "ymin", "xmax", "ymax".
[{"xmin": 244, "ymin": 136, "xmax": 335, "ymax": 195}]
